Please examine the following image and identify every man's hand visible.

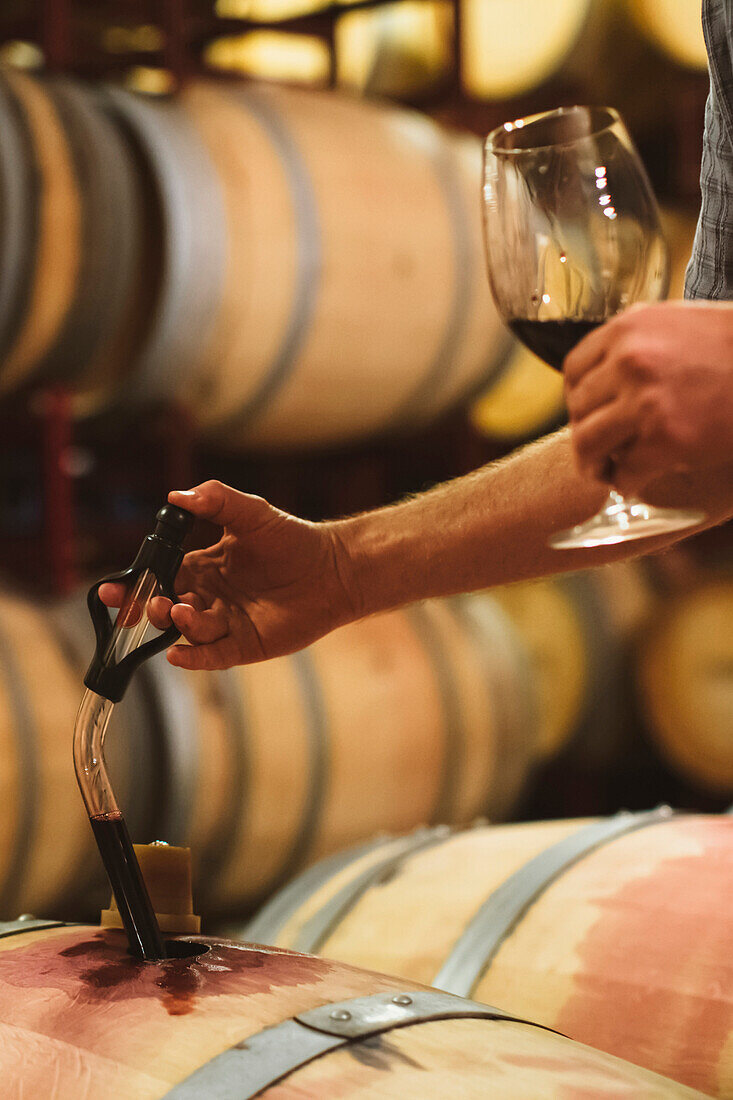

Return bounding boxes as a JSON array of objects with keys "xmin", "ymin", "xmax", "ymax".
[
  {"xmin": 99, "ymin": 481, "xmax": 360, "ymax": 670},
  {"xmin": 564, "ymin": 301, "xmax": 733, "ymax": 495}
]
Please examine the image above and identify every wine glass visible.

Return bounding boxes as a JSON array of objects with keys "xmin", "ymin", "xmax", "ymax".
[{"xmin": 483, "ymin": 105, "xmax": 704, "ymax": 549}]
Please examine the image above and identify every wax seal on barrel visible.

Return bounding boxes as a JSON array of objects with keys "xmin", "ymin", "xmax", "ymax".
[{"xmin": 101, "ymin": 840, "xmax": 201, "ymax": 935}]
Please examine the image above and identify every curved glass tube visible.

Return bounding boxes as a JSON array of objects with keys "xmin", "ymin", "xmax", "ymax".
[
  {"xmin": 73, "ymin": 688, "xmax": 117, "ymax": 818},
  {"xmin": 73, "ymin": 568, "xmax": 160, "ymax": 816},
  {"xmin": 73, "ymin": 566, "xmax": 167, "ymax": 960}
]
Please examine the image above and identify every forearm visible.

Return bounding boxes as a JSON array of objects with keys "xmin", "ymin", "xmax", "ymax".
[{"xmin": 333, "ymin": 428, "xmax": 733, "ymax": 618}]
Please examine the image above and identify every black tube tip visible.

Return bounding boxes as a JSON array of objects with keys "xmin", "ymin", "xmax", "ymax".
[{"xmin": 154, "ymin": 504, "xmax": 195, "ymax": 547}]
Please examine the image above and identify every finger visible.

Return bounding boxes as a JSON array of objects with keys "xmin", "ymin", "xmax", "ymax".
[
  {"xmin": 606, "ymin": 441, "xmax": 666, "ymax": 497},
  {"xmin": 169, "ymin": 602, "xmax": 228, "ymax": 646},
  {"xmin": 173, "ymin": 550, "xmax": 222, "ymax": 594},
  {"xmin": 147, "ymin": 595, "xmax": 174, "ymax": 631},
  {"xmin": 609, "ymin": 440, "xmax": 692, "ymax": 497},
  {"xmin": 167, "ymin": 635, "xmax": 247, "ymax": 672},
  {"xmin": 565, "ymin": 359, "xmax": 617, "ymax": 421},
  {"xmin": 98, "ymin": 582, "xmax": 126, "ymax": 608},
  {"xmin": 171, "ymin": 557, "xmax": 218, "ymax": 600},
  {"xmin": 169, "ymin": 481, "xmax": 273, "ymax": 532},
  {"xmin": 571, "ymin": 403, "xmax": 636, "ymax": 475},
  {"xmin": 173, "ymin": 590, "xmax": 207, "ymax": 613},
  {"xmin": 172, "ymin": 560, "xmax": 197, "ymax": 597},
  {"xmin": 563, "ymin": 318, "xmax": 615, "ymax": 383},
  {"xmin": 98, "ymin": 584, "xmax": 180, "ymax": 629}
]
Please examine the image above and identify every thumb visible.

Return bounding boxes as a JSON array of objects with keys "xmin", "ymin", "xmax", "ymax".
[{"xmin": 169, "ymin": 481, "xmax": 272, "ymax": 531}]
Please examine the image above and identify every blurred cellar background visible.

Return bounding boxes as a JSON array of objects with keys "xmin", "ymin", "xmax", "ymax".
[{"xmin": 0, "ymin": 0, "xmax": 729, "ymax": 928}]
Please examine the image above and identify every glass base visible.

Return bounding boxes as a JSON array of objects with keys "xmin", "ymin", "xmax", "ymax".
[{"xmin": 549, "ymin": 492, "xmax": 706, "ymax": 550}]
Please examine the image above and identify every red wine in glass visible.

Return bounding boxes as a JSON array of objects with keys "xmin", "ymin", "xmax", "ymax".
[{"xmin": 507, "ymin": 319, "xmax": 604, "ymax": 374}]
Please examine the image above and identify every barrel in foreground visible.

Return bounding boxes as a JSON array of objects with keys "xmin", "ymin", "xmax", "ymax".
[
  {"xmin": 244, "ymin": 810, "xmax": 733, "ymax": 1097},
  {"xmin": 0, "ymin": 919, "xmax": 705, "ymax": 1099}
]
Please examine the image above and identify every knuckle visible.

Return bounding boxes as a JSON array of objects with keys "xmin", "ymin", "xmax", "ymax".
[
  {"xmin": 612, "ymin": 310, "xmax": 638, "ymax": 337},
  {"xmin": 636, "ymin": 392, "xmax": 663, "ymax": 433},
  {"xmin": 616, "ymin": 346, "xmax": 647, "ymax": 381},
  {"xmin": 204, "ymin": 479, "xmax": 226, "ymax": 501},
  {"xmin": 640, "ymin": 392, "xmax": 687, "ymax": 449}
]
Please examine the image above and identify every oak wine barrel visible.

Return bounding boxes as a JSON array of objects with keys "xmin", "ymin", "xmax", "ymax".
[
  {"xmin": 0, "ymin": 71, "xmax": 511, "ymax": 445},
  {"xmin": 0, "ymin": 918, "xmax": 705, "ymax": 1098},
  {"xmin": 0, "ymin": 69, "xmax": 147, "ymax": 410},
  {"xmin": 0, "ymin": 589, "xmax": 155, "ymax": 919},
  {"xmin": 0, "ymin": 68, "xmax": 81, "ymax": 395},
  {"xmin": 470, "ymin": 338, "xmax": 566, "ymax": 447},
  {"xmin": 629, "ymin": 0, "xmax": 708, "ymax": 70},
  {"xmin": 460, "ymin": 0, "xmax": 595, "ymax": 100},
  {"xmin": 0, "ymin": 69, "xmax": 35, "ymax": 367},
  {"xmin": 114, "ymin": 590, "xmax": 538, "ymax": 913},
  {"xmin": 636, "ymin": 578, "xmax": 733, "ymax": 794},
  {"xmin": 43, "ymin": 78, "xmax": 146, "ymax": 414},
  {"xmin": 179, "ymin": 79, "xmax": 510, "ymax": 450},
  {"xmin": 0, "ymin": 587, "xmax": 538, "ymax": 919},
  {"xmin": 197, "ymin": 592, "xmax": 536, "ymax": 912},
  {"xmin": 244, "ymin": 808, "xmax": 733, "ymax": 1095},
  {"xmin": 493, "ymin": 563, "xmax": 657, "ymax": 764}
]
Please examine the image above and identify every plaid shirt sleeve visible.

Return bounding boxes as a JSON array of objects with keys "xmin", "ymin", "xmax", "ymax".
[{"xmin": 685, "ymin": 0, "xmax": 733, "ymax": 299}]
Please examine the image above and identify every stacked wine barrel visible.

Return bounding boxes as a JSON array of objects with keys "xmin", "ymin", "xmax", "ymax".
[
  {"xmin": 0, "ymin": 555, "xmax": 662, "ymax": 922},
  {"xmin": 491, "ymin": 562, "xmax": 657, "ymax": 764},
  {"xmin": 0, "ymin": 583, "xmax": 541, "ymax": 921},
  {"xmin": 0, "ymin": 65, "xmax": 512, "ymax": 449},
  {"xmin": 244, "ymin": 808, "xmax": 733, "ymax": 1096},
  {"xmin": 635, "ymin": 576, "xmax": 733, "ymax": 797}
]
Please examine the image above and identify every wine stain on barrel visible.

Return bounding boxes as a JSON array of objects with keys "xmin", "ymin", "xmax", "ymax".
[
  {"xmin": 0, "ymin": 930, "xmax": 336, "ymax": 1019},
  {"xmin": 557, "ymin": 816, "xmax": 733, "ymax": 1095}
]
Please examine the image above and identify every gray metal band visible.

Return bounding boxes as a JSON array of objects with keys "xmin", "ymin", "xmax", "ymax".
[
  {"xmin": 0, "ymin": 73, "xmax": 37, "ymax": 366},
  {"xmin": 162, "ymin": 988, "xmax": 545, "ymax": 1099},
  {"xmin": 0, "ymin": 616, "xmax": 38, "ymax": 914},
  {"xmin": 0, "ymin": 917, "xmax": 75, "ymax": 939},
  {"xmin": 99, "ymin": 85, "xmax": 227, "ymax": 404},
  {"xmin": 257, "ymin": 650, "xmax": 330, "ymax": 903},
  {"xmin": 142, "ymin": 657, "xmax": 200, "ymax": 846},
  {"xmin": 242, "ymin": 833, "xmax": 395, "ymax": 945},
  {"xmin": 197, "ymin": 668, "xmax": 251, "ymax": 898},
  {"xmin": 405, "ymin": 603, "xmax": 462, "ymax": 824},
  {"xmin": 217, "ymin": 85, "xmax": 321, "ymax": 433},
  {"xmin": 292, "ymin": 826, "xmax": 452, "ymax": 955},
  {"xmin": 560, "ymin": 572, "xmax": 623, "ymax": 766},
  {"xmin": 434, "ymin": 805, "xmax": 675, "ymax": 997},
  {"xmin": 386, "ymin": 141, "xmax": 474, "ymax": 429},
  {"xmin": 445, "ymin": 595, "xmax": 538, "ymax": 822},
  {"xmin": 39, "ymin": 78, "xmax": 139, "ymax": 387}
]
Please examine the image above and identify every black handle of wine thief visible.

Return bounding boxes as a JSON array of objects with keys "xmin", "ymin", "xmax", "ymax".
[{"xmin": 84, "ymin": 504, "xmax": 195, "ymax": 702}]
